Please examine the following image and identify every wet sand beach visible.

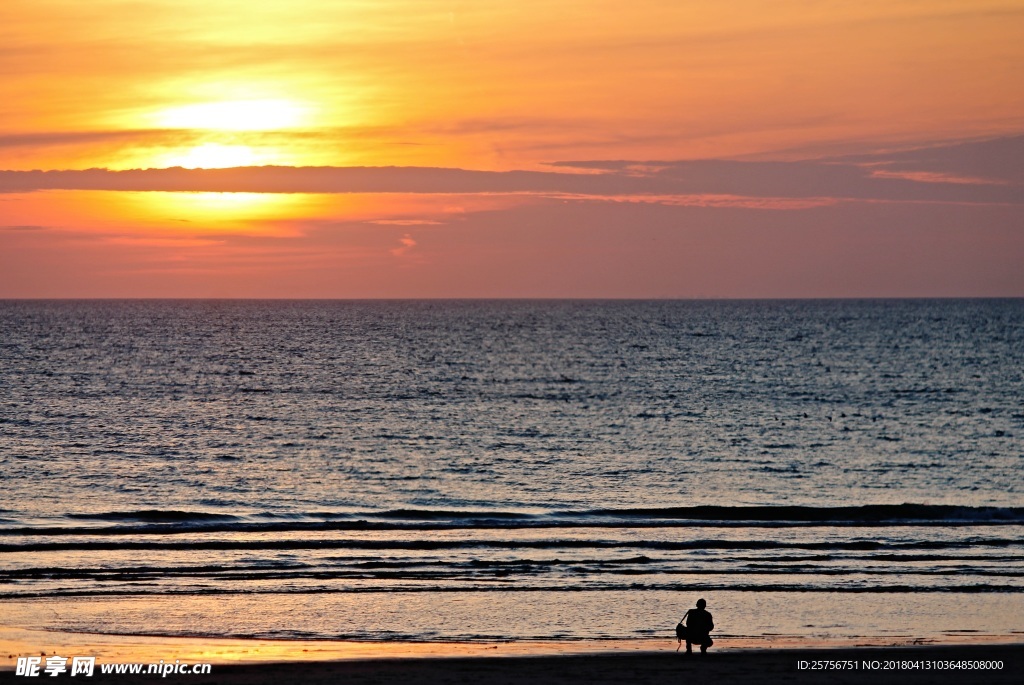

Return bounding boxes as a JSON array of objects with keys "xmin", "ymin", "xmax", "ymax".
[
  {"xmin": 1, "ymin": 628, "xmax": 1020, "ymax": 685},
  {"xmin": 148, "ymin": 645, "xmax": 1023, "ymax": 685},
  {"xmin": 2, "ymin": 644, "xmax": 1020, "ymax": 685}
]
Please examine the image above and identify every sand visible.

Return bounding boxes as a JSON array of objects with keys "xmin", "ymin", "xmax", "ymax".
[
  {"xmin": 1, "ymin": 645, "xmax": 1019, "ymax": 684},
  {"xmin": 1, "ymin": 627, "xmax": 1020, "ymax": 684}
]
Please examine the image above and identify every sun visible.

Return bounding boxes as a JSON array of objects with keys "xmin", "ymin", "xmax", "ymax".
[
  {"xmin": 147, "ymin": 98, "xmax": 308, "ymax": 168},
  {"xmin": 159, "ymin": 143, "xmax": 263, "ymax": 169},
  {"xmin": 155, "ymin": 99, "xmax": 307, "ymax": 131}
]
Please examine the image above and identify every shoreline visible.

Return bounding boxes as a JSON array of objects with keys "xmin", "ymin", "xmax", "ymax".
[
  {"xmin": 2, "ymin": 626, "xmax": 1020, "ymax": 675},
  {"xmin": 3, "ymin": 626, "xmax": 1021, "ymax": 662},
  {"xmin": 0, "ymin": 637, "xmax": 1020, "ymax": 685}
]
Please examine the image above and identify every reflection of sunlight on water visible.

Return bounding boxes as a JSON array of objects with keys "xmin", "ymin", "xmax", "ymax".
[{"xmin": 3, "ymin": 592, "xmax": 1022, "ymax": 645}]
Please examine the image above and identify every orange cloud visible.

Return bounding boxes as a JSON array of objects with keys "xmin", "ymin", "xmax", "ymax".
[
  {"xmin": 2, "ymin": 2, "xmax": 1022, "ymax": 297},
  {"xmin": 390, "ymin": 233, "xmax": 417, "ymax": 257},
  {"xmin": 3, "ymin": 2, "xmax": 1024, "ymax": 170}
]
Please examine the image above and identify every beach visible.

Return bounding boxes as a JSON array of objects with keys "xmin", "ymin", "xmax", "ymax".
[
  {"xmin": 122, "ymin": 646, "xmax": 1022, "ymax": 685},
  {"xmin": 1, "ymin": 632, "xmax": 1020, "ymax": 685}
]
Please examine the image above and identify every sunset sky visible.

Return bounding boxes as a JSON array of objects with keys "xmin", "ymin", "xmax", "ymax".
[{"xmin": 1, "ymin": 0, "xmax": 1022, "ymax": 298}]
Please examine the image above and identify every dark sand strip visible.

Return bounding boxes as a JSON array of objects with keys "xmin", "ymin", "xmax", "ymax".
[{"xmin": 3, "ymin": 644, "xmax": 1017, "ymax": 685}]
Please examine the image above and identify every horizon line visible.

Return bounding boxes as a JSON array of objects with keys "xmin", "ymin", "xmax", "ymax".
[{"xmin": 2, "ymin": 296, "xmax": 1021, "ymax": 302}]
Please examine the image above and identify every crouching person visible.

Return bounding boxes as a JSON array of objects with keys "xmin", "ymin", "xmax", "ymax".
[{"xmin": 677, "ymin": 598, "xmax": 714, "ymax": 655}]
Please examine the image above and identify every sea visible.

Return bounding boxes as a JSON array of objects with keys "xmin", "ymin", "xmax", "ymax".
[{"xmin": 1, "ymin": 299, "xmax": 1022, "ymax": 646}]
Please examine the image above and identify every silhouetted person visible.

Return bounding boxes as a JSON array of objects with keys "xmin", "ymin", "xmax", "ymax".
[{"xmin": 678, "ymin": 598, "xmax": 714, "ymax": 655}]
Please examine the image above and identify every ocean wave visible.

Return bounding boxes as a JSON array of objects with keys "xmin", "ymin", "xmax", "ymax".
[
  {"xmin": 65, "ymin": 510, "xmax": 241, "ymax": 523},
  {"xmin": 373, "ymin": 509, "xmax": 537, "ymax": 520},
  {"xmin": 2, "ymin": 504, "xmax": 1023, "ymax": 536},
  {"xmin": 3, "ymin": 583, "xmax": 1021, "ymax": 601},
  {"xmin": 5, "ymin": 562, "xmax": 1021, "ymax": 584},
  {"xmin": 2, "ymin": 537, "xmax": 1020, "ymax": 553},
  {"xmin": 584, "ymin": 504, "xmax": 1024, "ymax": 523}
]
